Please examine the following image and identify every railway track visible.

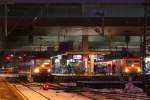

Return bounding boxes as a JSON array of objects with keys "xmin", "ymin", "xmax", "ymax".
[
  {"xmin": 7, "ymin": 77, "xmax": 150, "ymax": 100},
  {"xmin": 100, "ymin": 92, "xmax": 149, "ymax": 100},
  {"xmin": 90, "ymin": 89, "xmax": 150, "ymax": 100},
  {"xmin": 6, "ymin": 77, "xmax": 51, "ymax": 100}
]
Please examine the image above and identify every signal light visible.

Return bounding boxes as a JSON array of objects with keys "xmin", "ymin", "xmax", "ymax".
[
  {"xmin": 42, "ymin": 83, "xmax": 49, "ymax": 90},
  {"xmin": 5, "ymin": 56, "xmax": 10, "ymax": 61}
]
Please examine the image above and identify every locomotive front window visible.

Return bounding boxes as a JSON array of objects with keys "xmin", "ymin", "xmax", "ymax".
[
  {"xmin": 127, "ymin": 60, "xmax": 140, "ymax": 65},
  {"xmin": 134, "ymin": 60, "xmax": 140, "ymax": 63},
  {"xmin": 127, "ymin": 60, "xmax": 133, "ymax": 64}
]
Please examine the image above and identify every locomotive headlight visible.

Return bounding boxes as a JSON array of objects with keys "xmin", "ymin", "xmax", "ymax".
[
  {"xmin": 125, "ymin": 68, "xmax": 129, "ymax": 73},
  {"xmin": 34, "ymin": 68, "xmax": 39, "ymax": 73},
  {"xmin": 48, "ymin": 69, "xmax": 51, "ymax": 73},
  {"xmin": 131, "ymin": 64, "xmax": 134, "ymax": 67},
  {"xmin": 41, "ymin": 64, "xmax": 45, "ymax": 68},
  {"xmin": 137, "ymin": 68, "xmax": 141, "ymax": 73}
]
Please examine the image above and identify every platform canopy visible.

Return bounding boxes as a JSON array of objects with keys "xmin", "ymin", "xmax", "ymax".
[{"xmin": 0, "ymin": 0, "xmax": 145, "ymax": 4}]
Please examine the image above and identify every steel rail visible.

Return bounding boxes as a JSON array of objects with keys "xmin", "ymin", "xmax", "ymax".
[
  {"xmin": 9, "ymin": 78, "xmax": 51, "ymax": 100},
  {"xmin": 91, "ymin": 91, "xmax": 150, "ymax": 100}
]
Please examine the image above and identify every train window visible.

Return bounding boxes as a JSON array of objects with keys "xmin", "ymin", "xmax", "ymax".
[
  {"xmin": 134, "ymin": 60, "xmax": 140, "ymax": 63},
  {"xmin": 127, "ymin": 60, "xmax": 133, "ymax": 64},
  {"xmin": 127, "ymin": 60, "xmax": 140, "ymax": 64}
]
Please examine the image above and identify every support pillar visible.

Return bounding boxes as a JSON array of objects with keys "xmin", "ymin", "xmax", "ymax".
[
  {"xmin": 90, "ymin": 53, "xmax": 94, "ymax": 75},
  {"xmin": 82, "ymin": 30, "xmax": 88, "ymax": 74}
]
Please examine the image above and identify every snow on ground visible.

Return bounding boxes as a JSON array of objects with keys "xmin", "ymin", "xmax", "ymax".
[
  {"xmin": 34, "ymin": 87, "xmax": 91, "ymax": 100},
  {"xmin": 15, "ymin": 83, "xmax": 118, "ymax": 100},
  {"xmin": 15, "ymin": 84, "xmax": 48, "ymax": 100},
  {"xmin": 14, "ymin": 82, "xmax": 148, "ymax": 100}
]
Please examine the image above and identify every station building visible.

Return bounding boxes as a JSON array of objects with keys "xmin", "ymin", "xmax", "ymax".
[{"xmin": 0, "ymin": 0, "xmax": 150, "ymax": 75}]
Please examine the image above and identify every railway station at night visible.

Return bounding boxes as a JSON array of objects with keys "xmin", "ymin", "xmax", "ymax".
[{"xmin": 0, "ymin": 0, "xmax": 150, "ymax": 100}]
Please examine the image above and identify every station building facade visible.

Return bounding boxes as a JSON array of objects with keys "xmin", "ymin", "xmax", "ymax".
[{"xmin": 0, "ymin": 0, "xmax": 150, "ymax": 75}]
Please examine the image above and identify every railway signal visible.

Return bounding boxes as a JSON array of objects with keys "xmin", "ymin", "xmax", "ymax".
[{"xmin": 42, "ymin": 83, "xmax": 49, "ymax": 90}]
